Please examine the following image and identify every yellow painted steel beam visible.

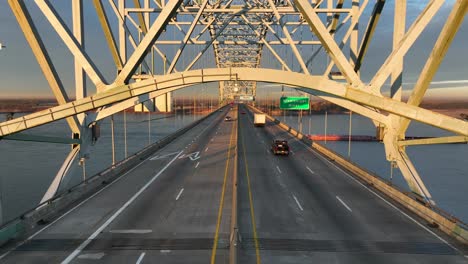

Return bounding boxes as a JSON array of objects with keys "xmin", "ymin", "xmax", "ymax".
[
  {"xmin": 133, "ymin": 0, "xmax": 148, "ymax": 34},
  {"xmin": 367, "ymin": 0, "xmax": 444, "ymax": 92},
  {"xmin": 114, "ymin": 0, "xmax": 184, "ymax": 85},
  {"xmin": 34, "ymin": 0, "xmax": 107, "ymax": 90},
  {"xmin": 92, "ymin": 0, "xmax": 124, "ymax": 70},
  {"xmin": 398, "ymin": 136, "xmax": 468, "ymax": 146},
  {"xmin": 8, "ymin": 0, "xmax": 80, "ymax": 134},
  {"xmin": 0, "ymin": 68, "xmax": 467, "ymax": 137},
  {"xmin": 294, "ymin": 0, "xmax": 363, "ymax": 88},
  {"xmin": 397, "ymin": 0, "xmax": 468, "ymax": 135},
  {"xmin": 354, "ymin": 0, "xmax": 385, "ymax": 72}
]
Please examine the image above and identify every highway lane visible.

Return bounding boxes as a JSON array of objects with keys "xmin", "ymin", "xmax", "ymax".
[
  {"xmin": 1, "ymin": 103, "xmax": 466, "ymax": 264},
  {"xmin": 237, "ymin": 104, "xmax": 467, "ymax": 264},
  {"xmin": 0, "ymin": 106, "xmax": 237, "ymax": 264}
]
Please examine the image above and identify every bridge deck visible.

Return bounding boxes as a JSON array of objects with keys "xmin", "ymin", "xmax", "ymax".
[{"xmin": 0, "ymin": 105, "xmax": 465, "ymax": 264}]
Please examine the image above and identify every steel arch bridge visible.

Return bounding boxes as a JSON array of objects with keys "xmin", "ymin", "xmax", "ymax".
[{"xmin": 1, "ymin": 0, "xmax": 468, "ymax": 213}]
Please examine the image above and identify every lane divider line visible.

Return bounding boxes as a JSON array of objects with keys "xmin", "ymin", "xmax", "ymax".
[
  {"xmin": 240, "ymin": 121, "xmax": 262, "ymax": 264},
  {"xmin": 293, "ymin": 195, "xmax": 304, "ymax": 211},
  {"xmin": 276, "ymin": 166, "xmax": 282, "ymax": 174},
  {"xmin": 0, "ymin": 111, "xmax": 227, "ymax": 260},
  {"xmin": 205, "ymin": 147, "xmax": 209, "ymax": 152},
  {"xmin": 296, "ymin": 139, "xmax": 459, "ymax": 252},
  {"xmin": 252, "ymin": 110, "xmax": 461, "ymax": 253},
  {"xmin": 61, "ymin": 151, "xmax": 184, "ymax": 264},
  {"xmin": 306, "ymin": 166, "xmax": 315, "ymax": 174},
  {"xmin": 195, "ymin": 162, "xmax": 200, "ymax": 168},
  {"xmin": 336, "ymin": 196, "xmax": 352, "ymax": 212},
  {"xmin": 136, "ymin": 252, "xmax": 146, "ymax": 264},
  {"xmin": 211, "ymin": 119, "xmax": 236, "ymax": 264},
  {"xmin": 0, "ymin": 147, "xmax": 158, "ymax": 260},
  {"xmin": 175, "ymin": 188, "xmax": 185, "ymax": 201}
]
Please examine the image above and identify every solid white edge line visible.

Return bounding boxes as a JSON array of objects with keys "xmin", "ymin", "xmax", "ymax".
[
  {"xmin": 293, "ymin": 195, "xmax": 304, "ymax": 211},
  {"xmin": 296, "ymin": 139, "xmax": 460, "ymax": 253},
  {"xmin": 336, "ymin": 196, "xmax": 352, "ymax": 212},
  {"xmin": 135, "ymin": 252, "xmax": 146, "ymax": 264},
  {"xmin": 0, "ymin": 111, "xmax": 222, "ymax": 260},
  {"xmin": 306, "ymin": 166, "xmax": 315, "ymax": 174},
  {"xmin": 195, "ymin": 162, "xmax": 200, "ymax": 168},
  {"xmin": 61, "ymin": 151, "xmax": 183, "ymax": 264},
  {"xmin": 175, "ymin": 188, "xmax": 184, "ymax": 201},
  {"xmin": 0, "ymin": 148, "xmax": 155, "ymax": 260}
]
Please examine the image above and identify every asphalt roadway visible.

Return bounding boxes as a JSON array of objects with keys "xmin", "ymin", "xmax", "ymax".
[{"xmin": 0, "ymin": 104, "xmax": 466, "ymax": 263}]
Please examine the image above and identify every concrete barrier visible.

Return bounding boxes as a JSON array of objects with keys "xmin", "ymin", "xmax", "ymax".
[
  {"xmin": 0, "ymin": 106, "xmax": 227, "ymax": 247},
  {"xmin": 247, "ymin": 105, "xmax": 468, "ymax": 246}
]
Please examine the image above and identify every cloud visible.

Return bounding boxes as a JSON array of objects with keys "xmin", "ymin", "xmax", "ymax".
[{"xmin": 402, "ymin": 80, "xmax": 468, "ymax": 86}]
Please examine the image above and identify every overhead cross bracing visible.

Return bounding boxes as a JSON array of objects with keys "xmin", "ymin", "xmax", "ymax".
[
  {"xmin": 2, "ymin": 0, "xmax": 468, "ymax": 211},
  {"xmin": 206, "ymin": 0, "xmax": 272, "ymax": 100}
]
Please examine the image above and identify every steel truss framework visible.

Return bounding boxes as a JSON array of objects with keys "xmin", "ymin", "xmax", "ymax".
[{"xmin": 1, "ymin": 0, "xmax": 468, "ymax": 216}]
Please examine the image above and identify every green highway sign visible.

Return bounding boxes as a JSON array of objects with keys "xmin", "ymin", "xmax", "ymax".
[{"xmin": 279, "ymin": 96, "xmax": 310, "ymax": 110}]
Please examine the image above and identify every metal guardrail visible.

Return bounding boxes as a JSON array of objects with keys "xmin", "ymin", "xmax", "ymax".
[{"xmin": 0, "ymin": 105, "xmax": 229, "ymax": 246}]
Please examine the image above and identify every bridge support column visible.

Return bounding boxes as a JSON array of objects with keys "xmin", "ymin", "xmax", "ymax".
[
  {"xmin": 155, "ymin": 92, "xmax": 172, "ymax": 112},
  {"xmin": 382, "ymin": 128, "xmax": 433, "ymax": 205},
  {"xmin": 40, "ymin": 118, "xmax": 94, "ymax": 204}
]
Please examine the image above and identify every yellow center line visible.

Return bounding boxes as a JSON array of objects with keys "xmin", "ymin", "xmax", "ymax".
[
  {"xmin": 211, "ymin": 117, "xmax": 236, "ymax": 264},
  {"xmin": 240, "ymin": 119, "xmax": 262, "ymax": 264}
]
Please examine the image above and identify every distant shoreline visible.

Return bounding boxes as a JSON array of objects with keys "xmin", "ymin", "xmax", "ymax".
[{"xmin": 0, "ymin": 98, "xmax": 466, "ymax": 118}]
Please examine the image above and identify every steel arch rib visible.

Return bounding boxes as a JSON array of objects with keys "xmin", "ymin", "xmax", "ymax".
[{"xmin": 0, "ymin": 68, "xmax": 467, "ymax": 137}]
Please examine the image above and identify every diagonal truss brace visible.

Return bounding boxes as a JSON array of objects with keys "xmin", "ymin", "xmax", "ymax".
[
  {"xmin": 396, "ymin": 0, "xmax": 468, "ymax": 136},
  {"xmin": 367, "ymin": 0, "xmax": 445, "ymax": 92},
  {"xmin": 8, "ymin": 0, "xmax": 80, "ymax": 134},
  {"xmin": 167, "ymin": 0, "xmax": 210, "ymax": 74},
  {"xmin": 114, "ymin": 0, "xmax": 184, "ymax": 85},
  {"xmin": 34, "ymin": 0, "xmax": 107, "ymax": 90},
  {"xmin": 294, "ymin": 0, "xmax": 363, "ymax": 88},
  {"xmin": 93, "ymin": 0, "xmax": 124, "ymax": 70}
]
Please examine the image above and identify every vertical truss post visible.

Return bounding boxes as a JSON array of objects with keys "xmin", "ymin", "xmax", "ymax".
[
  {"xmin": 350, "ymin": 0, "xmax": 359, "ymax": 70},
  {"xmin": 295, "ymin": 0, "xmax": 363, "ymax": 87},
  {"xmin": 92, "ymin": 0, "xmax": 123, "ymax": 70},
  {"xmin": 8, "ymin": 0, "xmax": 80, "ymax": 134},
  {"xmin": 34, "ymin": 0, "xmax": 107, "ymax": 90},
  {"xmin": 390, "ymin": 0, "xmax": 405, "ymax": 102},
  {"xmin": 384, "ymin": 0, "xmax": 435, "ymax": 204},
  {"xmin": 267, "ymin": 0, "xmax": 309, "ymax": 74},
  {"xmin": 396, "ymin": 0, "xmax": 468, "ymax": 135},
  {"xmin": 73, "ymin": 0, "xmax": 86, "ymax": 123},
  {"xmin": 385, "ymin": 0, "xmax": 467, "ymax": 204},
  {"xmin": 167, "ymin": 0, "xmax": 209, "ymax": 73},
  {"xmin": 119, "ymin": 0, "xmax": 127, "ymax": 69},
  {"xmin": 354, "ymin": 0, "xmax": 385, "ymax": 72},
  {"xmin": 115, "ymin": 0, "xmax": 184, "ymax": 85},
  {"xmin": 367, "ymin": 0, "xmax": 445, "ymax": 92}
]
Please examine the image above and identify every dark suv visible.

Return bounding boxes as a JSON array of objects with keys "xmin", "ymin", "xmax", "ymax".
[{"xmin": 271, "ymin": 140, "xmax": 289, "ymax": 155}]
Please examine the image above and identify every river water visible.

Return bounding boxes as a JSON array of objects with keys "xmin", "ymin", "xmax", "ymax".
[{"xmin": 0, "ymin": 111, "xmax": 467, "ymax": 225}]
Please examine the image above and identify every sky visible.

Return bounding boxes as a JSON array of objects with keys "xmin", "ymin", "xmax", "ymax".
[{"xmin": 0, "ymin": 0, "xmax": 467, "ymax": 101}]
